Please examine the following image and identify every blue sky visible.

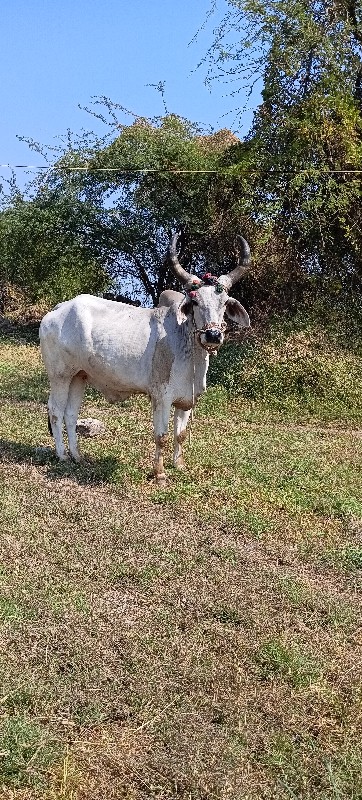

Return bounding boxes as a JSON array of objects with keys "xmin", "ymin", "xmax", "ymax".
[{"xmin": 1, "ymin": 0, "xmax": 257, "ymax": 187}]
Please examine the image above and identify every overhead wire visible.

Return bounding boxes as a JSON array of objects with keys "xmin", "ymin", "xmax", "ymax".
[{"xmin": 0, "ymin": 164, "xmax": 362, "ymax": 174}]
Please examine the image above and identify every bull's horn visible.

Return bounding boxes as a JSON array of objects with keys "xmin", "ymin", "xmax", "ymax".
[
  {"xmin": 167, "ymin": 232, "xmax": 201, "ymax": 288},
  {"xmin": 219, "ymin": 235, "xmax": 251, "ymax": 291}
]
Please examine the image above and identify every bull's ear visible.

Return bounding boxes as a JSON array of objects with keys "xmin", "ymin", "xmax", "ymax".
[
  {"xmin": 225, "ymin": 298, "xmax": 250, "ymax": 328},
  {"xmin": 180, "ymin": 299, "xmax": 194, "ymax": 317}
]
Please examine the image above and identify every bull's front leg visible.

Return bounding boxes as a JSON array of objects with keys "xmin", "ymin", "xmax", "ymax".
[
  {"xmin": 173, "ymin": 407, "xmax": 192, "ymax": 470},
  {"xmin": 152, "ymin": 396, "xmax": 172, "ymax": 487}
]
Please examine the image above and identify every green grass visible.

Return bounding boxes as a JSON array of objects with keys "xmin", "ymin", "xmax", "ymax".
[
  {"xmin": 0, "ymin": 330, "xmax": 361, "ymax": 799},
  {"xmin": 262, "ymin": 733, "xmax": 362, "ymax": 799},
  {"xmin": 0, "ymin": 716, "xmax": 60, "ymax": 789},
  {"xmin": 254, "ymin": 638, "xmax": 321, "ymax": 687}
]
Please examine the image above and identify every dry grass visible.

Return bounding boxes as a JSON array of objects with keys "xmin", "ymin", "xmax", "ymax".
[{"xmin": 0, "ymin": 331, "xmax": 362, "ymax": 799}]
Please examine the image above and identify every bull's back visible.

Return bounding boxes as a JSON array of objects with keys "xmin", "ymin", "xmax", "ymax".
[{"xmin": 39, "ymin": 295, "xmax": 168, "ymax": 394}]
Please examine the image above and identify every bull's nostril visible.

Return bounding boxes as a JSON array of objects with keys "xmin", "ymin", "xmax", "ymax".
[{"xmin": 205, "ymin": 328, "xmax": 222, "ymax": 343}]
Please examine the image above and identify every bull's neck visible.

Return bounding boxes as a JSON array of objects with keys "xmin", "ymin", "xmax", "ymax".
[{"xmin": 183, "ymin": 315, "xmax": 209, "ymax": 367}]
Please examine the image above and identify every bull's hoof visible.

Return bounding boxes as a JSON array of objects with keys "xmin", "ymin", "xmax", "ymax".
[
  {"xmin": 70, "ymin": 452, "xmax": 82, "ymax": 463},
  {"xmin": 174, "ymin": 457, "xmax": 185, "ymax": 471},
  {"xmin": 58, "ymin": 453, "xmax": 70, "ymax": 462}
]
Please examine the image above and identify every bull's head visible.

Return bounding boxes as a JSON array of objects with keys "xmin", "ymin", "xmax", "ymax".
[{"xmin": 167, "ymin": 232, "xmax": 251, "ymax": 353}]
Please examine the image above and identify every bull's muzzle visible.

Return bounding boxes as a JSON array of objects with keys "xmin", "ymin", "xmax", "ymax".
[
  {"xmin": 197, "ymin": 322, "xmax": 226, "ymax": 354},
  {"xmin": 205, "ymin": 328, "xmax": 223, "ymax": 345}
]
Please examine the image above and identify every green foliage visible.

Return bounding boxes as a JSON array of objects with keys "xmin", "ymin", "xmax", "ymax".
[
  {"xmin": 207, "ymin": 0, "xmax": 362, "ymax": 308},
  {"xmin": 208, "ymin": 315, "xmax": 362, "ymax": 421},
  {"xmin": 0, "ymin": 191, "xmax": 109, "ymax": 304},
  {"xmin": 1, "ymin": 0, "xmax": 362, "ymax": 318},
  {"xmin": 0, "ymin": 111, "xmax": 254, "ymax": 306},
  {"xmin": 64, "ymin": 112, "xmax": 254, "ymax": 304},
  {"xmin": 239, "ymin": 336, "xmax": 361, "ymax": 403}
]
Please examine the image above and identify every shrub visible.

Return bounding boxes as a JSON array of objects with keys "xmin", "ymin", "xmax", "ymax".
[{"xmin": 208, "ymin": 319, "xmax": 362, "ymax": 420}]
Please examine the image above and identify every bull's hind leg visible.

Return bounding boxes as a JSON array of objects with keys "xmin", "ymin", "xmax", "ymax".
[
  {"xmin": 64, "ymin": 373, "xmax": 87, "ymax": 461},
  {"xmin": 173, "ymin": 407, "xmax": 192, "ymax": 470},
  {"xmin": 152, "ymin": 396, "xmax": 172, "ymax": 487},
  {"xmin": 48, "ymin": 377, "xmax": 72, "ymax": 460}
]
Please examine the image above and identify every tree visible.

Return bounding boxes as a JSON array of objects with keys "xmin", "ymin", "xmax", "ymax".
[
  {"xmin": 205, "ymin": 0, "xmax": 362, "ymax": 308},
  {"xmin": 0, "ymin": 106, "xmax": 258, "ymax": 307},
  {"xmin": 0, "ymin": 184, "xmax": 109, "ymax": 304}
]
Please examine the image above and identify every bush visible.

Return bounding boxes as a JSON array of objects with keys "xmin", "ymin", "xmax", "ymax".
[{"xmin": 208, "ymin": 319, "xmax": 362, "ymax": 420}]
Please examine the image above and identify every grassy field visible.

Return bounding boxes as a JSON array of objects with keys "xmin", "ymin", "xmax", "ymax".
[{"xmin": 0, "ymin": 323, "xmax": 362, "ymax": 799}]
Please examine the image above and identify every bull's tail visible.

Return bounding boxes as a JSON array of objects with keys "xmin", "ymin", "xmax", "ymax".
[{"xmin": 47, "ymin": 412, "xmax": 53, "ymax": 437}]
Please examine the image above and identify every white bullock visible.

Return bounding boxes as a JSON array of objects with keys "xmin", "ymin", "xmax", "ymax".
[{"xmin": 39, "ymin": 233, "xmax": 251, "ymax": 485}]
